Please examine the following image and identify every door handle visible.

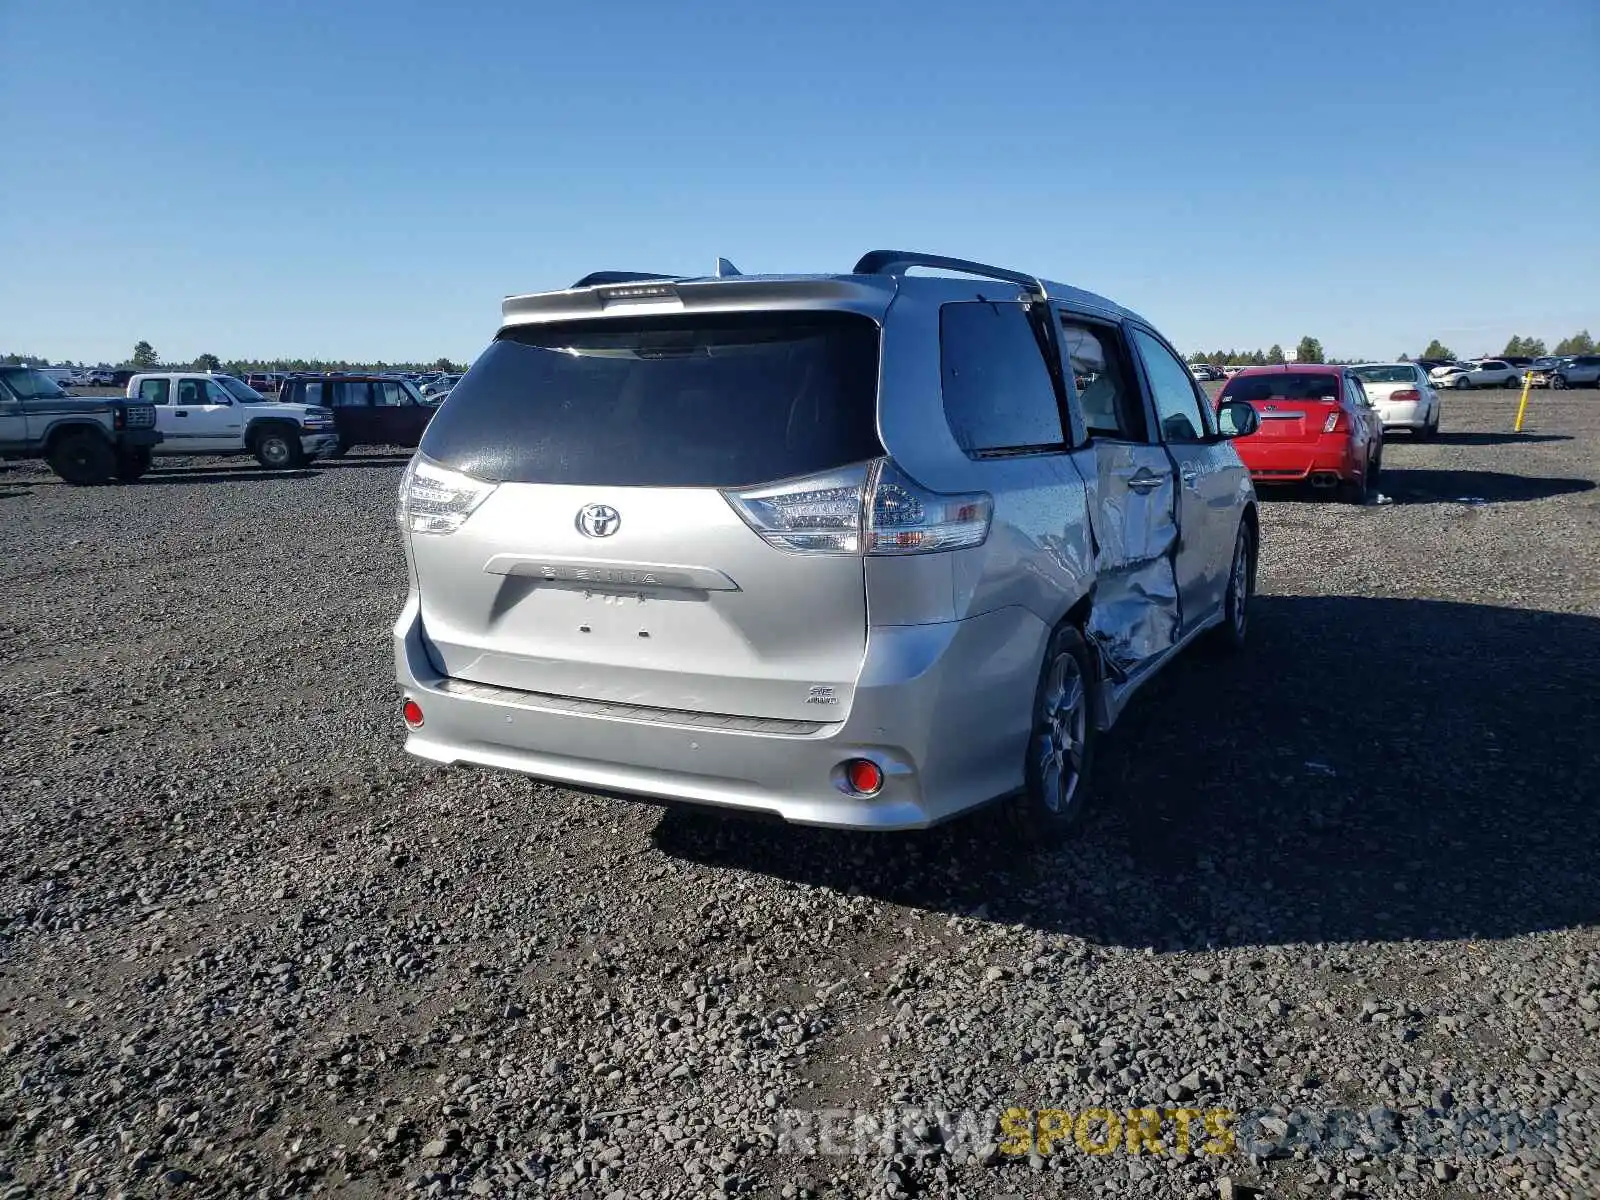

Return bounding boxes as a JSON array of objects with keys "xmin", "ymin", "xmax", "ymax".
[
  {"xmin": 174, "ymin": 410, "xmax": 188, "ymax": 417},
  {"xmin": 1179, "ymin": 465, "xmax": 1200, "ymax": 489},
  {"xmin": 1127, "ymin": 470, "xmax": 1167, "ymax": 493}
]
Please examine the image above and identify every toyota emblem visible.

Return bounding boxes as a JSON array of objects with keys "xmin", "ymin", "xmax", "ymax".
[{"xmin": 576, "ymin": 503, "xmax": 621, "ymax": 538}]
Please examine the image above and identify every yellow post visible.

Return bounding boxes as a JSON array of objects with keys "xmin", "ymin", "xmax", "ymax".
[{"xmin": 1513, "ymin": 369, "xmax": 1534, "ymax": 433}]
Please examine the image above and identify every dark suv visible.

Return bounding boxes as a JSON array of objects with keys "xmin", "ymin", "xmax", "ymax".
[{"xmin": 276, "ymin": 375, "xmax": 437, "ymax": 454}]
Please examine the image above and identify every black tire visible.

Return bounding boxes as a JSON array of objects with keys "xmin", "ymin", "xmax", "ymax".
[
  {"xmin": 1004, "ymin": 625, "xmax": 1097, "ymax": 848},
  {"xmin": 1502, "ymin": 375, "xmax": 1519, "ymax": 389},
  {"xmin": 251, "ymin": 425, "xmax": 305, "ymax": 470},
  {"xmin": 1551, "ymin": 375, "xmax": 1567, "ymax": 391},
  {"xmin": 47, "ymin": 430, "xmax": 116, "ymax": 485},
  {"xmin": 1209, "ymin": 520, "xmax": 1255, "ymax": 653},
  {"xmin": 1454, "ymin": 376, "xmax": 1472, "ymax": 390},
  {"xmin": 114, "ymin": 447, "xmax": 152, "ymax": 482},
  {"xmin": 1338, "ymin": 461, "xmax": 1371, "ymax": 504}
]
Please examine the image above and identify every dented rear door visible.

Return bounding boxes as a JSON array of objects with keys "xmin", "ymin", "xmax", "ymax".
[{"xmin": 1056, "ymin": 312, "xmax": 1180, "ymax": 677}]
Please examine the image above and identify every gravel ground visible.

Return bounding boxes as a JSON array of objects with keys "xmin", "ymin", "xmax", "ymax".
[{"xmin": 1, "ymin": 393, "xmax": 1597, "ymax": 1200}]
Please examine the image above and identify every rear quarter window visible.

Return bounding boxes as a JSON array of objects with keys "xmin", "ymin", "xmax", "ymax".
[
  {"xmin": 419, "ymin": 311, "xmax": 884, "ymax": 487},
  {"xmin": 939, "ymin": 302, "xmax": 1064, "ymax": 452}
]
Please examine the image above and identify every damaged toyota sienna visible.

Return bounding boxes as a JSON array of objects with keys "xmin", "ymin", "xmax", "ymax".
[{"xmin": 393, "ymin": 252, "xmax": 1261, "ymax": 844}]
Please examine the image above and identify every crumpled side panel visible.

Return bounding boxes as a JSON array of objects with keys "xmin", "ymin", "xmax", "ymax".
[
  {"xmin": 1079, "ymin": 450, "xmax": 1181, "ymax": 675},
  {"xmin": 1087, "ymin": 554, "xmax": 1181, "ymax": 673}
]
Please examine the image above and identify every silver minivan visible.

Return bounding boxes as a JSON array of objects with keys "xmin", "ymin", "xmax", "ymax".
[{"xmin": 394, "ymin": 252, "xmax": 1261, "ymax": 843}]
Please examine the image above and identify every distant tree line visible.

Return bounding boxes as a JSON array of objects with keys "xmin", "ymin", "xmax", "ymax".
[
  {"xmin": 1188, "ymin": 337, "xmax": 1328, "ymax": 366},
  {"xmin": 3, "ymin": 341, "xmax": 467, "ymax": 375},
  {"xmin": 1185, "ymin": 329, "xmax": 1594, "ymax": 367},
  {"xmin": 1405, "ymin": 331, "xmax": 1594, "ymax": 362}
]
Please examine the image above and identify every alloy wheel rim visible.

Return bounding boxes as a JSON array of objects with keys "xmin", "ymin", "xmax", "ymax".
[
  {"xmin": 1231, "ymin": 535, "xmax": 1250, "ymax": 636},
  {"xmin": 1034, "ymin": 653, "xmax": 1086, "ymax": 815},
  {"xmin": 263, "ymin": 438, "xmax": 289, "ymax": 466}
]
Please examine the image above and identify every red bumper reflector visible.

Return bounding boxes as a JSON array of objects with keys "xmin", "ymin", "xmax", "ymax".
[
  {"xmin": 844, "ymin": 758, "xmax": 883, "ymax": 796},
  {"xmin": 401, "ymin": 699, "xmax": 424, "ymax": 728}
]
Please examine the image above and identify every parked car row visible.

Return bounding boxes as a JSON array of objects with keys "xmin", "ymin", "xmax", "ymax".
[
  {"xmin": 1417, "ymin": 355, "xmax": 1600, "ymax": 391},
  {"xmin": 0, "ymin": 365, "xmax": 442, "ymax": 483},
  {"xmin": 127, "ymin": 372, "xmax": 440, "ymax": 467},
  {"xmin": 1214, "ymin": 357, "xmax": 1458, "ymax": 503},
  {"xmin": 241, "ymin": 370, "xmax": 463, "ymax": 395}
]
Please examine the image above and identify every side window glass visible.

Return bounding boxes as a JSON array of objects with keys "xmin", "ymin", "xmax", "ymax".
[
  {"xmin": 377, "ymin": 381, "xmax": 405, "ymax": 406},
  {"xmin": 139, "ymin": 379, "xmax": 171, "ymax": 405},
  {"xmin": 1130, "ymin": 328, "xmax": 1209, "ymax": 443},
  {"xmin": 1058, "ymin": 316, "xmax": 1145, "ymax": 441},
  {"xmin": 303, "ymin": 381, "xmax": 324, "ymax": 406},
  {"xmin": 939, "ymin": 302, "xmax": 1064, "ymax": 454},
  {"xmin": 204, "ymin": 381, "xmax": 232, "ymax": 404},
  {"xmin": 335, "ymin": 381, "xmax": 371, "ymax": 407},
  {"xmin": 176, "ymin": 379, "xmax": 203, "ymax": 406}
]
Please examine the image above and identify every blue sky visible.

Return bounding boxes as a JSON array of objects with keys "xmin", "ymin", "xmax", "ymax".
[{"xmin": 3, "ymin": 0, "xmax": 1596, "ymax": 365}]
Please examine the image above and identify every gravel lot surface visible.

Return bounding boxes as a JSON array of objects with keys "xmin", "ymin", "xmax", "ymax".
[{"xmin": 2, "ymin": 394, "xmax": 1597, "ymax": 1199}]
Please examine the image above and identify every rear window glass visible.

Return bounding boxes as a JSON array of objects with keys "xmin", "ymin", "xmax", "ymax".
[
  {"xmin": 419, "ymin": 311, "xmax": 883, "ymax": 487},
  {"xmin": 1220, "ymin": 373, "xmax": 1341, "ymax": 402},
  {"xmin": 1352, "ymin": 365, "xmax": 1414, "ymax": 384}
]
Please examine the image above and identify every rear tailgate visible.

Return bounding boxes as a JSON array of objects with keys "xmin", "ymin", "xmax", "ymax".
[
  {"xmin": 405, "ymin": 307, "xmax": 886, "ymax": 724},
  {"xmin": 1220, "ymin": 374, "xmax": 1344, "ymax": 443}
]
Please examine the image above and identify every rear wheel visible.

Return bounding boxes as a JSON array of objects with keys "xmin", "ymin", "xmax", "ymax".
[
  {"xmin": 1338, "ymin": 461, "xmax": 1371, "ymax": 504},
  {"xmin": 47, "ymin": 431, "xmax": 116, "ymax": 485},
  {"xmin": 1005, "ymin": 625, "xmax": 1096, "ymax": 848},
  {"xmin": 251, "ymin": 426, "xmax": 305, "ymax": 470},
  {"xmin": 1502, "ymin": 375, "xmax": 1519, "ymax": 389},
  {"xmin": 114, "ymin": 447, "xmax": 152, "ymax": 482}
]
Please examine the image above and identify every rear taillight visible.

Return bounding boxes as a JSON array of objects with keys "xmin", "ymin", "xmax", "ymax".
[
  {"xmin": 398, "ymin": 455, "xmax": 498, "ymax": 535},
  {"xmin": 1323, "ymin": 411, "xmax": 1341, "ymax": 433},
  {"xmin": 1390, "ymin": 389, "xmax": 1420, "ymax": 402},
  {"xmin": 724, "ymin": 460, "xmax": 992, "ymax": 557}
]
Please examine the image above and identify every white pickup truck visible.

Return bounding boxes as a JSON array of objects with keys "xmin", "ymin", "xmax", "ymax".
[{"xmin": 125, "ymin": 372, "xmax": 338, "ymax": 469}]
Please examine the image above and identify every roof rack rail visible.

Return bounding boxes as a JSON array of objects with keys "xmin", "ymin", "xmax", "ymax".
[
  {"xmin": 853, "ymin": 250, "xmax": 1044, "ymax": 296},
  {"xmin": 571, "ymin": 270, "xmax": 681, "ymax": 289}
]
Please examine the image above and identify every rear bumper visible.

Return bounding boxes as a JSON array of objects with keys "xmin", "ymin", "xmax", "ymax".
[
  {"xmin": 392, "ymin": 594, "xmax": 1048, "ymax": 830},
  {"xmin": 1235, "ymin": 439, "xmax": 1358, "ymax": 483},
  {"xmin": 1375, "ymin": 400, "xmax": 1427, "ymax": 429}
]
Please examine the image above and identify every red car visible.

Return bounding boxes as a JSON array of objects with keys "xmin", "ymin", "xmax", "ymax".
[{"xmin": 1216, "ymin": 365, "xmax": 1384, "ymax": 503}]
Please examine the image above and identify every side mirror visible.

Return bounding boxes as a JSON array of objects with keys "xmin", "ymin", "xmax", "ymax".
[{"xmin": 1216, "ymin": 399, "xmax": 1259, "ymax": 438}]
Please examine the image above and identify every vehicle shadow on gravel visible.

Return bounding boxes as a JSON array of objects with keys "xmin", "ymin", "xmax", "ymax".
[
  {"xmin": 1375, "ymin": 469, "xmax": 1594, "ymax": 505},
  {"xmin": 317, "ymin": 456, "xmax": 414, "ymax": 469},
  {"xmin": 145, "ymin": 467, "xmax": 318, "ymax": 484},
  {"xmin": 654, "ymin": 596, "xmax": 1600, "ymax": 949},
  {"xmin": 1424, "ymin": 431, "xmax": 1572, "ymax": 446},
  {"xmin": 1256, "ymin": 470, "xmax": 1593, "ymax": 506}
]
